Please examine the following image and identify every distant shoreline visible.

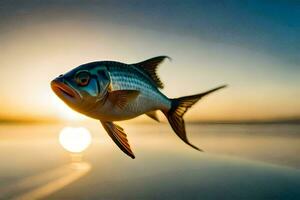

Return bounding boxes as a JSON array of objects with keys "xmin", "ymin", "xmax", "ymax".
[
  {"xmin": 188, "ymin": 119, "xmax": 300, "ymax": 125},
  {"xmin": 0, "ymin": 118, "xmax": 59, "ymax": 125},
  {"xmin": 0, "ymin": 120, "xmax": 300, "ymax": 125},
  {"xmin": 1, "ymin": 118, "xmax": 299, "ymax": 125}
]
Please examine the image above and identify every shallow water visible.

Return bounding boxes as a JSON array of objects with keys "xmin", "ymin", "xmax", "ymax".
[{"xmin": 0, "ymin": 123, "xmax": 299, "ymax": 199}]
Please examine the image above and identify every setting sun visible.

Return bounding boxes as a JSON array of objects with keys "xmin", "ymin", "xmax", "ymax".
[{"xmin": 59, "ymin": 127, "xmax": 92, "ymax": 153}]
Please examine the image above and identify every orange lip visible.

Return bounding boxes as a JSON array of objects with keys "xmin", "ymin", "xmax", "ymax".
[{"xmin": 51, "ymin": 79, "xmax": 78, "ymax": 99}]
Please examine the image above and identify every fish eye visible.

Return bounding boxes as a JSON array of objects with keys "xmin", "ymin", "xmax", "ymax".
[{"xmin": 75, "ymin": 71, "xmax": 90, "ymax": 86}]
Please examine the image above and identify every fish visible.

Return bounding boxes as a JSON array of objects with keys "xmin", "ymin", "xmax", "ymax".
[{"xmin": 51, "ymin": 56, "xmax": 226, "ymax": 159}]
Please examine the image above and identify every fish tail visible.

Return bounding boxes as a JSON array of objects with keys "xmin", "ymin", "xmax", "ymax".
[{"xmin": 164, "ymin": 85, "xmax": 227, "ymax": 151}]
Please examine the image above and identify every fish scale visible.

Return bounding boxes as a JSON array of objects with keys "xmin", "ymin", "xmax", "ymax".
[{"xmin": 109, "ymin": 67, "xmax": 171, "ymax": 115}]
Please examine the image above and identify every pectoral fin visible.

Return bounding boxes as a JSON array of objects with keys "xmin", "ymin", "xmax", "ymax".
[
  {"xmin": 108, "ymin": 90, "xmax": 140, "ymax": 109},
  {"xmin": 146, "ymin": 111, "xmax": 160, "ymax": 122},
  {"xmin": 100, "ymin": 121, "xmax": 135, "ymax": 159}
]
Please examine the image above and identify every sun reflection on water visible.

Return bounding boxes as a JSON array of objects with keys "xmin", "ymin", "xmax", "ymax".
[{"xmin": 0, "ymin": 127, "xmax": 94, "ymax": 199}]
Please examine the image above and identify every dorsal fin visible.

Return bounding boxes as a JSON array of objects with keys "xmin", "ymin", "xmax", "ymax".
[{"xmin": 132, "ymin": 56, "xmax": 171, "ymax": 89}]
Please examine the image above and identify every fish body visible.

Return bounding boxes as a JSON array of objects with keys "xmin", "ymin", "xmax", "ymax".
[
  {"xmin": 51, "ymin": 56, "xmax": 226, "ymax": 158},
  {"xmin": 86, "ymin": 62, "xmax": 171, "ymax": 121}
]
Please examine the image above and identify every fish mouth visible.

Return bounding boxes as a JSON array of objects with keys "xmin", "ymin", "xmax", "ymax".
[{"xmin": 51, "ymin": 79, "xmax": 80, "ymax": 101}]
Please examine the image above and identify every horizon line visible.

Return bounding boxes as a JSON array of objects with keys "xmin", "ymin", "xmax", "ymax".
[{"xmin": 1, "ymin": 117, "xmax": 300, "ymax": 125}]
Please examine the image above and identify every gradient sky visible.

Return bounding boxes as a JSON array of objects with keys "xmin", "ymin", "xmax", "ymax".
[{"xmin": 0, "ymin": 0, "xmax": 299, "ymax": 122}]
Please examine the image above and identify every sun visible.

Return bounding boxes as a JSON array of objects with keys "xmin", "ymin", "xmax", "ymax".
[{"xmin": 59, "ymin": 127, "xmax": 92, "ymax": 153}]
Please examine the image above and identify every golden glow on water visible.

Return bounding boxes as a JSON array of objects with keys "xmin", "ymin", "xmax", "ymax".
[
  {"xmin": 0, "ymin": 124, "xmax": 299, "ymax": 199},
  {"xmin": 59, "ymin": 127, "xmax": 92, "ymax": 153},
  {"xmin": 0, "ymin": 162, "xmax": 91, "ymax": 200}
]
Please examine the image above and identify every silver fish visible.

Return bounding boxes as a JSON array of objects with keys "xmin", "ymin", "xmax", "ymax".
[{"xmin": 51, "ymin": 56, "xmax": 226, "ymax": 158}]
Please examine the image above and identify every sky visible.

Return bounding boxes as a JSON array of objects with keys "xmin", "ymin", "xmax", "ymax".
[{"xmin": 0, "ymin": 0, "xmax": 299, "ymax": 122}]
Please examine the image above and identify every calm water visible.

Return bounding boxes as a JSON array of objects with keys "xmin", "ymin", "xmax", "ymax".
[{"xmin": 0, "ymin": 123, "xmax": 299, "ymax": 199}]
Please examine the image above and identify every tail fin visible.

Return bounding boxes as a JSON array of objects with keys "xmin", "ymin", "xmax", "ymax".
[{"xmin": 164, "ymin": 85, "xmax": 227, "ymax": 151}]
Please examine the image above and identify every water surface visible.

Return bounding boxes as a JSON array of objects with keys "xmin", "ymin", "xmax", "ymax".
[{"xmin": 0, "ymin": 123, "xmax": 299, "ymax": 199}]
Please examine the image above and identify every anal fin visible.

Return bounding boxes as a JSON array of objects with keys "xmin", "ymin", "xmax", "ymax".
[{"xmin": 145, "ymin": 111, "xmax": 159, "ymax": 122}]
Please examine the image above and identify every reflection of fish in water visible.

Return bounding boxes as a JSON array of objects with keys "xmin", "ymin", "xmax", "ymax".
[{"xmin": 51, "ymin": 56, "xmax": 226, "ymax": 158}]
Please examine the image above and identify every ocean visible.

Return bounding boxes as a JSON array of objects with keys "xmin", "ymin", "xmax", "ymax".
[{"xmin": 0, "ymin": 123, "xmax": 299, "ymax": 199}]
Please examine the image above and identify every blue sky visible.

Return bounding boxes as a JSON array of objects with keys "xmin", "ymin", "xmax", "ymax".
[{"xmin": 1, "ymin": 0, "xmax": 299, "ymax": 64}]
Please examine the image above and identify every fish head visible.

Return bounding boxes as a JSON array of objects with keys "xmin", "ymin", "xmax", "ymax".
[{"xmin": 51, "ymin": 63, "xmax": 110, "ymax": 115}]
